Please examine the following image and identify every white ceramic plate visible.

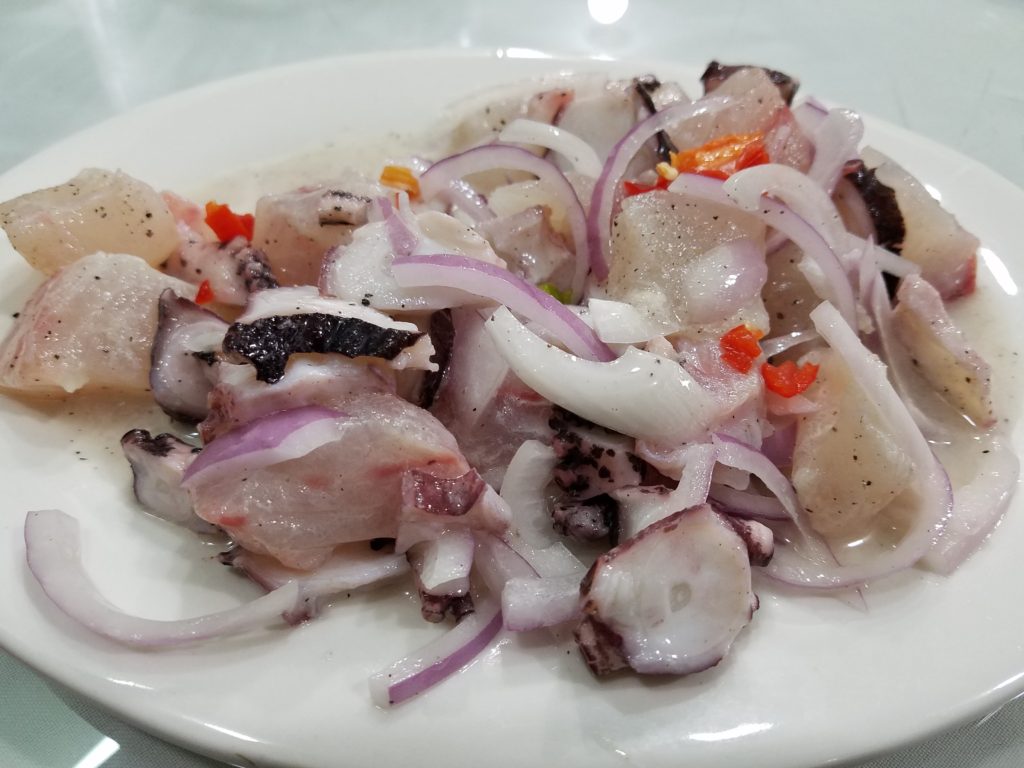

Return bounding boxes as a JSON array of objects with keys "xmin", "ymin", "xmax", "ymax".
[{"xmin": 1, "ymin": 51, "xmax": 1023, "ymax": 768}]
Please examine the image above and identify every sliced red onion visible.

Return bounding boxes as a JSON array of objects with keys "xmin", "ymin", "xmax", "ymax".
[
  {"xmin": 181, "ymin": 406, "xmax": 345, "ymax": 488},
  {"xmin": 411, "ymin": 529, "xmax": 475, "ymax": 596},
  {"xmin": 408, "ymin": 157, "xmax": 495, "ymax": 223},
  {"xmin": 499, "ymin": 441, "xmax": 586, "ymax": 578},
  {"xmin": 502, "ymin": 574, "xmax": 582, "ymax": 631},
  {"xmin": 805, "ymin": 109, "xmax": 864, "ymax": 194},
  {"xmin": 849, "ymin": 234, "xmax": 920, "ymax": 277},
  {"xmin": 761, "ymin": 420, "xmax": 797, "ymax": 466},
  {"xmin": 473, "ymin": 533, "xmax": 539, "ymax": 596},
  {"xmin": 760, "ymin": 329, "xmax": 820, "ymax": 358},
  {"xmin": 25, "ymin": 509, "xmax": 301, "ymax": 648},
  {"xmin": 587, "ymin": 95, "xmax": 731, "ymax": 283},
  {"xmin": 708, "ymin": 484, "xmax": 789, "ymax": 521},
  {"xmin": 711, "ymin": 433, "xmax": 817, "ymax": 540},
  {"xmin": 792, "ymin": 98, "xmax": 829, "ymax": 136},
  {"xmin": 391, "ymin": 253, "xmax": 614, "ymax": 361},
  {"xmin": 868, "ymin": 271, "xmax": 953, "ymax": 438},
  {"xmin": 498, "ymin": 119, "xmax": 604, "ymax": 178},
  {"xmin": 484, "ymin": 306, "xmax": 719, "ymax": 444},
  {"xmin": 368, "ymin": 597, "xmax": 503, "ymax": 707},
  {"xmin": 761, "ymin": 301, "xmax": 954, "ymax": 590},
  {"xmin": 418, "ymin": 145, "xmax": 590, "ymax": 301},
  {"xmin": 379, "ymin": 196, "xmax": 419, "ymax": 257},
  {"xmin": 670, "ymin": 171, "xmax": 858, "ymax": 328},
  {"xmin": 924, "ymin": 434, "xmax": 1020, "ymax": 575}
]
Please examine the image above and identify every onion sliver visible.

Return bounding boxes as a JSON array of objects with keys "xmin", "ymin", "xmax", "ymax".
[
  {"xmin": 806, "ymin": 109, "xmax": 863, "ymax": 194},
  {"xmin": 25, "ymin": 509, "xmax": 300, "ymax": 648},
  {"xmin": 484, "ymin": 306, "xmax": 718, "ymax": 444},
  {"xmin": 391, "ymin": 254, "xmax": 614, "ymax": 361},
  {"xmin": 419, "ymin": 145, "xmax": 590, "ymax": 301},
  {"xmin": 924, "ymin": 434, "xmax": 1020, "ymax": 575},
  {"xmin": 670, "ymin": 172, "xmax": 858, "ymax": 328},
  {"xmin": 587, "ymin": 298, "xmax": 665, "ymax": 344},
  {"xmin": 764, "ymin": 301, "xmax": 954, "ymax": 590},
  {"xmin": 709, "ymin": 484, "xmax": 789, "ymax": 521},
  {"xmin": 711, "ymin": 434, "xmax": 816, "ymax": 539},
  {"xmin": 408, "ymin": 157, "xmax": 494, "ymax": 223},
  {"xmin": 587, "ymin": 96, "xmax": 731, "ymax": 283},
  {"xmin": 368, "ymin": 598, "xmax": 503, "ymax": 707},
  {"xmin": 182, "ymin": 406, "xmax": 346, "ymax": 488},
  {"xmin": 760, "ymin": 329, "xmax": 820, "ymax": 358},
  {"xmin": 498, "ymin": 119, "xmax": 603, "ymax": 178},
  {"xmin": 502, "ymin": 575, "xmax": 582, "ymax": 631},
  {"xmin": 500, "ymin": 440, "xmax": 585, "ymax": 578}
]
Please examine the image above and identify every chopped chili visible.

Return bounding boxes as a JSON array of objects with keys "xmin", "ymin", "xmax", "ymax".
[
  {"xmin": 719, "ymin": 324, "xmax": 764, "ymax": 374},
  {"xmin": 194, "ymin": 279, "xmax": 214, "ymax": 305},
  {"xmin": 204, "ymin": 201, "xmax": 255, "ymax": 243},
  {"xmin": 761, "ymin": 360, "xmax": 820, "ymax": 397},
  {"xmin": 671, "ymin": 132, "xmax": 770, "ymax": 178}
]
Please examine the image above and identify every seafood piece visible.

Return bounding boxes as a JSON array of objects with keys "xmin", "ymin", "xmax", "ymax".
[
  {"xmin": 120, "ymin": 430, "xmax": 210, "ymax": 532},
  {"xmin": 891, "ymin": 275, "xmax": 993, "ymax": 426},
  {"xmin": 701, "ymin": 61, "xmax": 799, "ymax": 105},
  {"xmin": 429, "ymin": 308, "xmax": 552, "ymax": 486},
  {"xmin": 150, "ymin": 290, "xmax": 229, "ymax": 422},
  {"xmin": 791, "ymin": 349, "xmax": 915, "ymax": 538},
  {"xmin": 0, "ymin": 169, "xmax": 178, "ymax": 274},
  {"xmin": 184, "ymin": 395, "xmax": 502, "ymax": 570},
  {"xmin": 448, "ymin": 84, "xmax": 574, "ymax": 153},
  {"xmin": 161, "ymin": 192, "xmax": 278, "ymax": 306},
  {"xmin": 861, "ymin": 147, "xmax": 978, "ymax": 299},
  {"xmin": 576, "ymin": 504, "xmax": 757, "ymax": 675},
  {"xmin": 0, "ymin": 252, "xmax": 196, "ymax": 394},
  {"xmin": 252, "ymin": 173, "xmax": 383, "ymax": 286},
  {"xmin": 669, "ymin": 68, "xmax": 791, "ymax": 150},
  {"xmin": 200, "ymin": 356, "xmax": 395, "ymax": 442},
  {"xmin": 835, "ymin": 160, "xmax": 905, "ymax": 252},
  {"xmin": 606, "ymin": 189, "xmax": 766, "ymax": 330},
  {"xmin": 222, "ymin": 286, "xmax": 436, "ymax": 383},
  {"xmin": 321, "ymin": 206, "xmax": 504, "ymax": 312},
  {"xmin": 476, "ymin": 206, "xmax": 574, "ymax": 288}
]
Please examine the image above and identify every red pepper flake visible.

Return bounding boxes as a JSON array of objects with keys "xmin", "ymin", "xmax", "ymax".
[
  {"xmin": 623, "ymin": 178, "xmax": 669, "ymax": 197},
  {"xmin": 719, "ymin": 324, "xmax": 764, "ymax": 374},
  {"xmin": 761, "ymin": 360, "xmax": 820, "ymax": 398},
  {"xmin": 194, "ymin": 279, "xmax": 214, "ymax": 305},
  {"xmin": 204, "ymin": 201, "xmax": 255, "ymax": 243},
  {"xmin": 672, "ymin": 132, "xmax": 770, "ymax": 178}
]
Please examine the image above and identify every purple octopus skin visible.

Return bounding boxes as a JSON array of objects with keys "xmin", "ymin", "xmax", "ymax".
[
  {"xmin": 550, "ymin": 408, "xmax": 643, "ymax": 500},
  {"xmin": 222, "ymin": 313, "xmax": 424, "ymax": 384}
]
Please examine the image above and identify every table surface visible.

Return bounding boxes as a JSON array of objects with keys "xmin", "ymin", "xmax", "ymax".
[{"xmin": 2, "ymin": 1, "xmax": 1023, "ymax": 767}]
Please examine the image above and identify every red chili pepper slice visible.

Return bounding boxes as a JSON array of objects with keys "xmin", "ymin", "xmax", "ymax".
[
  {"xmin": 204, "ymin": 201, "xmax": 255, "ymax": 243},
  {"xmin": 194, "ymin": 279, "xmax": 214, "ymax": 305},
  {"xmin": 719, "ymin": 324, "xmax": 764, "ymax": 373},
  {"xmin": 761, "ymin": 360, "xmax": 820, "ymax": 398},
  {"xmin": 623, "ymin": 178, "xmax": 670, "ymax": 197}
]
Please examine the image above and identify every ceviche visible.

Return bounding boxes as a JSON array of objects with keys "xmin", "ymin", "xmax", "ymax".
[{"xmin": 2, "ymin": 61, "xmax": 1017, "ymax": 706}]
